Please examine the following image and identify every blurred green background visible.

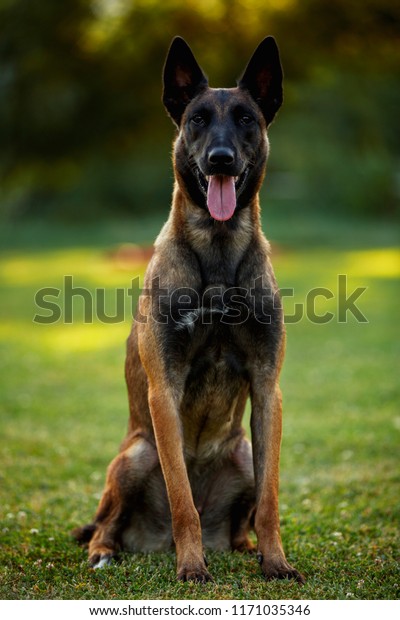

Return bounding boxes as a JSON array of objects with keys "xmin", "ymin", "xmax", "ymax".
[{"xmin": 1, "ymin": 0, "xmax": 399, "ymax": 222}]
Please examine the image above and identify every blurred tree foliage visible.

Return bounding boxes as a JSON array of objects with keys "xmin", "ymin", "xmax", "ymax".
[{"xmin": 0, "ymin": 0, "xmax": 399, "ymax": 220}]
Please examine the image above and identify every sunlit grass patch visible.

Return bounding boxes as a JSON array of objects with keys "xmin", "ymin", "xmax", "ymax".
[
  {"xmin": 0, "ymin": 245, "xmax": 146, "ymax": 357},
  {"xmin": 0, "ymin": 247, "xmax": 148, "ymax": 288},
  {"xmin": 0, "ymin": 220, "xmax": 399, "ymax": 600},
  {"xmin": 345, "ymin": 248, "xmax": 400, "ymax": 279}
]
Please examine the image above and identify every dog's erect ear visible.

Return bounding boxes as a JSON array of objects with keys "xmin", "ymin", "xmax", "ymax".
[
  {"xmin": 238, "ymin": 37, "xmax": 283, "ymax": 126},
  {"xmin": 163, "ymin": 37, "xmax": 208, "ymax": 127}
]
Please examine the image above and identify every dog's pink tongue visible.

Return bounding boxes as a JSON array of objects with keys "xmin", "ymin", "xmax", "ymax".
[{"xmin": 207, "ymin": 175, "xmax": 236, "ymax": 221}]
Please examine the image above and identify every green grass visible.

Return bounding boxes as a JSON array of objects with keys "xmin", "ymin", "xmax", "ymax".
[{"xmin": 0, "ymin": 212, "xmax": 399, "ymax": 600}]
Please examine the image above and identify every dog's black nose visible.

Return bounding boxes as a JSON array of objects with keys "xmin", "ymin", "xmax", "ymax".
[{"xmin": 208, "ymin": 147, "xmax": 235, "ymax": 167}]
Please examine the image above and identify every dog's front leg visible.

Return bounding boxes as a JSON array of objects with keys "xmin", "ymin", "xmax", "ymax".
[
  {"xmin": 148, "ymin": 383, "xmax": 212, "ymax": 582},
  {"xmin": 251, "ymin": 368, "xmax": 305, "ymax": 583},
  {"xmin": 139, "ymin": 330, "xmax": 212, "ymax": 583}
]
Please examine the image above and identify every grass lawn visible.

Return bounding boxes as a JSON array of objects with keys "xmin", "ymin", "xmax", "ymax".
[{"xmin": 0, "ymin": 211, "xmax": 399, "ymax": 600}]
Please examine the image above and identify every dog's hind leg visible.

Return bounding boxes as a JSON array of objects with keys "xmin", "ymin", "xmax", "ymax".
[
  {"xmin": 82, "ymin": 436, "xmax": 159, "ymax": 568},
  {"xmin": 196, "ymin": 436, "xmax": 256, "ymax": 553},
  {"xmin": 228, "ymin": 436, "xmax": 256, "ymax": 553},
  {"xmin": 230, "ymin": 492, "xmax": 256, "ymax": 553}
]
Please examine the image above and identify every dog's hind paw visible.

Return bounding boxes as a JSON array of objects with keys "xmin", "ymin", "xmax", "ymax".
[
  {"xmin": 90, "ymin": 553, "xmax": 114, "ymax": 570},
  {"xmin": 232, "ymin": 536, "xmax": 257, "ymax": 554}
]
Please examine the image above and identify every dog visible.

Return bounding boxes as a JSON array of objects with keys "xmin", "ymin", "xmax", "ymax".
[{"xmin": 73, "ymin": 36, "xmax": 304, "ymax": 584}]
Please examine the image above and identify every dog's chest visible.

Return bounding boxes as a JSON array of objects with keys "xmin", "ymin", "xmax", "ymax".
[
  {"xmin": 162, "ymin": 279, "xmax": 281, "ymax": 446},
  {"xmin": 164, "ymin": 277, "xmax": 281, "ymax": 363},
  {"xmin": 179, "ymin": 333, "xmax": 248, "ymax": 459},
  {"xmin": 156, "ymin": 239, "xmax": 282, "ymax": 458}
]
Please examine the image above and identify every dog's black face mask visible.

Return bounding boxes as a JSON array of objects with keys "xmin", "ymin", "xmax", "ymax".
[{"xmin": 163, "ymin": 36, "xmax": 283, "ymax": 220}]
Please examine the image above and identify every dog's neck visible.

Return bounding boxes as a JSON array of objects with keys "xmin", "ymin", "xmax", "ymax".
[
  {"xmin": 172, "ymin": 184, "xmax": 261, "ymax": 253},
  {"xmin": 164, "ymin": 185, "xmax": 264, "ymax": 286}
]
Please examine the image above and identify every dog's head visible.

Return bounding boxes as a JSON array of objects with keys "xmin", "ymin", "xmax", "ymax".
[{"xmin": 163, "ymin": 36, "xmax": 283, "ymax": 221}]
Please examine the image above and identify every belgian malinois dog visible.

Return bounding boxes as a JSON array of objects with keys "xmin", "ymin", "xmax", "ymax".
[{"xmin": 73, "ymin": 36, "xmax": 304, "ymax": 584}]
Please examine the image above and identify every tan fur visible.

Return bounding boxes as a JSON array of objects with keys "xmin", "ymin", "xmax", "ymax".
[{"xmin": 74, "ymin": 37, "xmax": 304, "ymax": 584}]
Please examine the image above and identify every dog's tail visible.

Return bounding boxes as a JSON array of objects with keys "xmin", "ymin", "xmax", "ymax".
[{"xmin": 71, "ymin": 523, "xmax": 96, "ymax": 545}]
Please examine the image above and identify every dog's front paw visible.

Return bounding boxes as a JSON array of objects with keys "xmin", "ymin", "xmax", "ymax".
[
  {"xmin": 258, "ymin": 553, "xmax": 305, "ymax": 584},
  {"xmin": 177, "ymin": 562, "xmax": 213, "ymax": 583}
]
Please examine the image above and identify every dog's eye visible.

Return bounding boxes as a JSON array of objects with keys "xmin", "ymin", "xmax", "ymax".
[
  {"xmin": 239, "ymin": 115, "xmax": 254, "ymax": 126},
  {"xmin": 191, "ymin": 114, "xmax": 206, "ymax": 127}
]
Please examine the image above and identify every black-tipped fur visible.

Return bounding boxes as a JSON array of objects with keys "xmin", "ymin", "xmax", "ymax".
[{"xmin": 238, "ymin": 37, "xmax": 283, "ymax": 126}]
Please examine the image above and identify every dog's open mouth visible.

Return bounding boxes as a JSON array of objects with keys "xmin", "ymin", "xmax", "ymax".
[{"xmin": 196, "ymin": 169, "xmax": 249, "ymax": 221}]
